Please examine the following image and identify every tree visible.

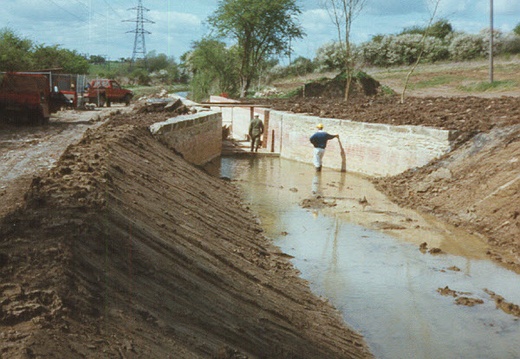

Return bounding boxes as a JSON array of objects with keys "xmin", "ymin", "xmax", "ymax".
[
  {"xmin": 514, "ymin": 23, "xmax": 520, "ymax": 37},
  {"xmin": 32, "ymin": 45, "xmax": 89, "ymax": 73},
  {"xmin": 89, "ymin": 55, "xmax": 106, "ymax": 65},
  {"xmin": 321, "ymin": 0, "xmax": 367, "ymax": 102},
  {"xmin": 208, "ymin": 0, "xmax": 304, "ymax": 97},
  {"xmin": 400, "ymin": 19, "xmax": 453, "ymax": 40},
  {"xmin": 182, "ymin": 38, "xmax": 240, "ymax": 101},
  {"xmin": 0, "ymin": 28, "xmax": 34, "ymax": 71}
]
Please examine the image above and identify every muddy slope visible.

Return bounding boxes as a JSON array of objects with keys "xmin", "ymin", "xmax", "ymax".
[
  {"xmin": 374, "ymin": 124, "xmax": 520, "ymax": 271},
  {"xmin": 0, "ymin": 116, "xmax": 371, "ymax": 358}
]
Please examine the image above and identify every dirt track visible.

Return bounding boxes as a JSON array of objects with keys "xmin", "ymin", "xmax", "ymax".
[{"xmin": 0, "ymin": 107, "xmax": 372, "ymax": 358}]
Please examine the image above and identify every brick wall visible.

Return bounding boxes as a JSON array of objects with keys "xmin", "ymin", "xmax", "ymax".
[{"xmin": 149, "ymin": 111, "xmax": 222, "ymax": 166}]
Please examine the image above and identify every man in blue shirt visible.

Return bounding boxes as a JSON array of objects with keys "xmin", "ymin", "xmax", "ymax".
[{"xmin": 309, "ymin": 123, "xmax": 339, "ymax": 171}]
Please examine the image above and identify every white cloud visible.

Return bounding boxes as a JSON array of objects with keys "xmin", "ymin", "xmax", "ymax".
[
  {"xmin": 365, "ymin": 0, "xmax": 425, "ymax": 16},
  {"xmin": 494, "ymin": 0, "xmax": 520, "ymax": 15},
  {"xmin": 301, "ymin": 9, "xmax": 334, "ymax": 34}
]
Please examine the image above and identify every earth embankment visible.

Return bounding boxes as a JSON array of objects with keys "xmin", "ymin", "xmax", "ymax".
[{"xmin": 0, "ymin": 112, "xmax": 372, "ymax": 358}]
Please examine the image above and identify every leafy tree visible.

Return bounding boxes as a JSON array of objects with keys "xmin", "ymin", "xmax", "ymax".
[
  {"xmin": 429, "ymin": 19, "xmax": 453, "ymax": 39},
  {"xmin": 208, "ymin": 0, "xmax": 304, "ymax": 97},
  {"xmin": 32, "ymin": 45, "xmax": 89, "ymax": 73},
  {"xmin": 89, "ymin": 55, "xmax": 106, "ymax": 64},
  {"xmin": 514, "ymin": 23, "xmax": 520, "ymax": 37},
  {"xmin": 400, "ymin": 19, "xmax": 453, "ymax": 40},
  {"xmin": 128, "ymin": 68, "xmax": 151, "ymax": 86},
  {"xmin": 183, "ymin": 38, "xmax": 240, "ymax": 101},
  {"xmin": 0, "ymin": 28, "xmax": 34, "ymax": 71},
  {"xmin": 145, "ymin": 51, "xmax": 171, "ymax": 72}
]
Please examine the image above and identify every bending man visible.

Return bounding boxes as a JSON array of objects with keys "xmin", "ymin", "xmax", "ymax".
[{"xmin": 309, "ymin": 123, "xmax": 339, "ymax": 172}]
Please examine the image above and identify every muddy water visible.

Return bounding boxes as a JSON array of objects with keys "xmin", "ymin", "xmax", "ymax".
[{"xmin": 208, "ymin": 156, "xmax": 520, "ymax": 359}]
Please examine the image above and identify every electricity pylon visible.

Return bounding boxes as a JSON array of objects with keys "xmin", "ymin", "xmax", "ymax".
[{"xmin": 124, "ymin": 0, "xmax": 154, "ymax": 63}]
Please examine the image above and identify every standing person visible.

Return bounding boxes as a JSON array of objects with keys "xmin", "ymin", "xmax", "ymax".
[
  {"xmin": 249, "ymin": 114, "xmax": 264, "ymax": 152},
  {"xmin": 309, "ymin": 123, "xmax": 339, "ymax": 171}
]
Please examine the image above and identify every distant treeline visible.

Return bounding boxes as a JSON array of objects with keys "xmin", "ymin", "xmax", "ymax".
[
  {"xmin": 0, "ymin": 28, "xmax": 184, "ymax": 86},
  {"xmin": 271, "ymin": 20, "xmax": 520, "ymax": 78}
]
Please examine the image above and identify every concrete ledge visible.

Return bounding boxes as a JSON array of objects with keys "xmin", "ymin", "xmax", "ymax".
[{"xmin": 150, "ymin": 111, "xmax": 222, "ymax": 166}]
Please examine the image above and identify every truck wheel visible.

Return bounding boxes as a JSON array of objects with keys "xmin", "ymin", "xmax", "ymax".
[
  {"xmin": 106, "ymin": 99, "xmax": 111, "ymax": 107},
  {"xmin": 30, "ymin": 109, "xmax": 47, "ymax": 125},
  {"xmin": 96, "ymin": 96, "xmax": 106, "ymax": 107},
  {"xmin": 124, "ymin": 95, "xmax": 131, "ymax": 106}
]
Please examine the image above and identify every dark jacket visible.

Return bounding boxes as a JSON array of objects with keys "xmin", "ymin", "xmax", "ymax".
[
  {"xmin": 310, "ymin": 130, "xmax": 336, "ymax": 149},
  {"xmin": 249, "ymin": 118, "xmax": 264, "ymax": 137}
]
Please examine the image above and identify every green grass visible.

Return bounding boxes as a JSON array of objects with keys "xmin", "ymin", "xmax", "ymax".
[
  {"xmin": 128, "ymin": 84, "xmax": 189, "ymax": 98},
  {"xmin": 409, "ymin": 75, "xmax": 465, "ymax": 89},
  {"xmin": 457, "ymin": 80, "xmax": 518, "ymax": 93}
]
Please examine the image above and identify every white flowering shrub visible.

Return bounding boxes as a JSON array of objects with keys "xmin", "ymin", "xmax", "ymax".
[
  {"xmin": 314, "ymin": 42, "xmax": 346, "ymax": 72},
  {"xmin": 448, "ymin": 33, "xmax": 486, "ymax": 60},
  {"xmin": 358, "ymin": 34, "xmax": 449, "ymax": 67}
]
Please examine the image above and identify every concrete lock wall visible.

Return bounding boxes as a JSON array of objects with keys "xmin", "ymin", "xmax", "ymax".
[
  {"xmin": 269, "ymin": 111, "xmax": 455, "ymax": 177},
  {"xmin": 149, "ymin": 111, "xmax": 222, "ymax": 166},
  {"xmin": 209, "ymin": 97, "xmax": 456, "ymax": 177}
]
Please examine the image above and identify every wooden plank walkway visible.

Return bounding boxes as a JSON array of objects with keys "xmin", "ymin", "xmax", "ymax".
[{"xmin": 221, "ymin": 140, "xmax": 280, "ymax": 157}]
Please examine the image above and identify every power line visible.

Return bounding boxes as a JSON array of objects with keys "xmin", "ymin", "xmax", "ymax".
[
  {"xmin": 101, "ymin": 0, "xmax": 124, "ymax": 19},
  {"xmin": 123, "ymin": 0, "xmax": 155, "ymax": 62},
  {"xmin": 46, "ymin": 0, "xmax": 85, "ymax": 21}
]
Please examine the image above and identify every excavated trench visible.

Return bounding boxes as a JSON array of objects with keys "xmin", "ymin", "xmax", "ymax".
[{"xmin": 207, "ymin": 156, "xmax": 520, "ymax": 359}]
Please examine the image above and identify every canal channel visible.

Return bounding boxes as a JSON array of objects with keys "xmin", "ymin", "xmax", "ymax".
[{"xmin": 207, "ymin": 156, "xmax": 520, "ymax": 359}]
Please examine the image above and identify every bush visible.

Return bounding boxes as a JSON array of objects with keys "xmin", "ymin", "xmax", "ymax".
[
  {"xmin": 358, "ymin": 34, "xmax": 449, "ymax": 67},
  {"xmin": 314, "ymin": 42, "xmax": 346, "ymax": 72},
  {"xmin": 514, "ymin": 23, "xmax": 520, "ymax": 37},
  {"xmin": 129, "ymin": 68, "xmax": 151, "ymax": 86},
  {"xmin": 501, "ymin": 34, "xmax": 520, "ymax": 54},
  {"xmin": 448, "ymin": 33, "xmax": 486, "ymax": 60},
  {"xmin": 267, "ymin": 56, "xmax": 315, "ymax": 80}
]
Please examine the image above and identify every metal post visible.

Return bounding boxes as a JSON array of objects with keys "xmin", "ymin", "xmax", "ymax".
[{"xmin": 489, "ymin": 0, "xmax": 494, "ymax": 83}]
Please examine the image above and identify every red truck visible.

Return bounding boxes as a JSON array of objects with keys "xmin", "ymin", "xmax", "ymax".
[
  {"xmin": 84, "ymin": 79, "xmax": 133, "ymax": 107},
  {"xmin": 0, "ymin": 72, "xmax": 69, "ymax": 125}
]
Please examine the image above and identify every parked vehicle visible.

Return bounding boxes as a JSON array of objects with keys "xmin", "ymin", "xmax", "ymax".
[
  {"xmin": 84, "ymin": 79, "xmax": 133, "ymax": 107},
  {"xmin": 0, "ymin": 72, "xmax": 68, "ymax": 125}
]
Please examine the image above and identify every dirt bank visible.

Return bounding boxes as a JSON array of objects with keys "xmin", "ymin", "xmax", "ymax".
[
  {"xmin": 0, "ymin": 111, "xmax": 372, "ymax": 358},
  {"xmin": 373, "ymin": 124, "xmax": 520, "ymax": 271},
  {"xmin": 255, "ymin": 94, "xmax": 520, "ymax": 272}
]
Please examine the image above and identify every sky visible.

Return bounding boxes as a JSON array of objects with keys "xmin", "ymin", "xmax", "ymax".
[{"xmin": 1, "ymin": 0, "xmax": 519, "ymax": 64}]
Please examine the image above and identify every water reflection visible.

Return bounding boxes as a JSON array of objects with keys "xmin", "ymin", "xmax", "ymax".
[
  {"xmin": 311, "ymin": 172, "xmax": 321, "ymax": 195},
  {"xmin": 210, "ymin": 156, "xmax": 520, "ymax": 359}
]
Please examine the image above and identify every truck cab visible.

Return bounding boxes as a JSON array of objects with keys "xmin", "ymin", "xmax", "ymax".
[{"xmin": 85, "ymin": 79, "xmax": 133, "ymax": 107}]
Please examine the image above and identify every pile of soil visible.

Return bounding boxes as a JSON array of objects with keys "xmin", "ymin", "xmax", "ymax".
[
  {"xmin": 256, "ymin": 92, "xmax": 520, "ymax": 271},
  {"xmin": 0, "ymin": 111, "xmax": 372, "ymax": 358},
  {"xmin": 258, "ymin": 95, "xmax": 519, "ymax": 133}
]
